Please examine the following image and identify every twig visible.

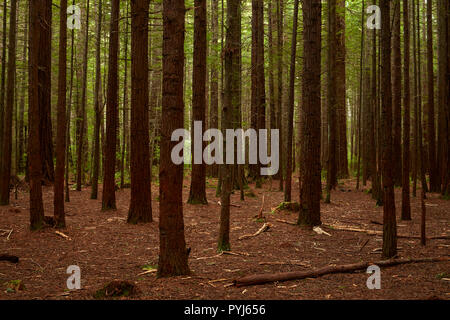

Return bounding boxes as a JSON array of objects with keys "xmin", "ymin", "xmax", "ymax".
[
  {"xmin": 238, "ymin": 222, "xmax": 272, "ymax": 240},
  {"xmin": 55, "ymin": 231, "xmax": 71, "ymax": 240},
  {"xmin": 276, "ymin": 219, "xmax": 297, "ymax": 226}
]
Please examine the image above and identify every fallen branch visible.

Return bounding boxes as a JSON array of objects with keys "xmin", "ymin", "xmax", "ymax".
[
  {"xmin": 238, "ymin": 222, "xmax": 272, "ymax": 240},
  {"xmin": 324, "ymin": 224, "xmax": 450, "ymax": 240},
  {"xmin": 217, "ymin": 201, "xmax": 241, "ymax": 208},
  {"xmin": 55, "ymin": 231, "xmax": 71, "ymax": 240},
  {"xmin": 276, "ymin": 219, "xmax": 297, "ymax": 226},
  {"xmin": 233, "ymin": 256, "xmax": 450, "ymax": 287},
  {"xmin": 259, "ymin": 261, "xmax": 310, "ymax": 267},
  {"xmin": 313, "ymin": 226, "xmax": 331, "ymax": 236}
]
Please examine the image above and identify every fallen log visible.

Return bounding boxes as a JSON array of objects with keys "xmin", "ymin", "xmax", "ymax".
[{"xmin": 233, "ymin": 256, "xmax": 450, "ymax": 287}]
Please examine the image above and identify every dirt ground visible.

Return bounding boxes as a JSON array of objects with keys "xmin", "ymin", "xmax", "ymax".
[{"xmin": 0, "ymin": 176, "xmax": 449, "ymax": 300}]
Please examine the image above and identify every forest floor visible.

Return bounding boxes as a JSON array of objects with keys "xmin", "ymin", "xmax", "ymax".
[{"xmin": 0, "ymin": 175, "xmax": 449, "ymax": 300}]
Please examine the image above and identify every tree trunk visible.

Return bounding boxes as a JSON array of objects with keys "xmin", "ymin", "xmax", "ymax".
[
  {"xmin": 326, "ymin": 0, "xmax": 338, "ymax": 203},
  {"xmin": 102, "ymin": 0, "xmax": 120, "ymax": 211},
  {"xmin": 127, "ymin": 0, "xmax": 152, "ymax": 224},
  {"xmin": 380, "ymin": 0, "xmax": 397, "ymax": 259},
  {"xmin": 188, "ymin": 0, "xmax": 208, "ymax": 205},
  {"xmin": 158, "ymin": 0, "xmax": 190, "ymax": 277},
  {"xmin": 284, "ymin": 0, "xmax": 299, "ymax": 202},
  {"xmin": 0, "ymin": 0, "xmax": 17, "ymax": 205},
  {"xmin": 91, "ymin": 0, "xmax": 103, "ymax": 200},
  {"xmin": 209, "ymin": 0, "xmax": 219, "ymax": 178},
  {"xmin": 336, "ymin": 0, "xmax": 348, "ymax": 178},
  {"xmin": 297, "ymin": 0, "xmax": 322, "ymax": 227},
  {"xmin": 391, "ymin": 0, "xmax": 402, "ymax": 187},
  {"xmin": 53, "ymin": 0, "xmax": 68, "ymax": 228},
  {"xmin": 76, "ymin": 0, "xmax": 90, "ymax": 191},
  {"xmin": 28, "ymin": 0, "xmax": 47, "ymax": 230},
  {"xmin": 402, "ymin": 0, "xmax": 412, "ymax": 220},
  {"xmin": 427, "ymin": 0, "xmax": 438, "ymax": 192}
]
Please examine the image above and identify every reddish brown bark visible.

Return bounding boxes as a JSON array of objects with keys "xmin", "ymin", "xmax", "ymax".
[
  {"xmin": 284, "ymin": 0, "xmax": 299, "ymax": 202},
  {"xmin": 402, "ymin": 0, "xmax": 411, "ymax": 220},
  {"xmin": 53, "ymin": 0, "xmax": 68, "ymax": 228},
  {"xmin": 28, "ymin": 0, "xmax": 47, "ymax": 230},
  {"xmin": 102, "ymin": 0, "xmax": 120, "ymax": 211},
  {"xmin": 298, "ymin": 0, "xmax": 322, "ymax": 227},
  {"xmin": 158, "ymin": 0, "xmax": 190, "ymax": 277},
  {"xmin": 127, "ymin": 0, "xmax": 152, "ymax": 224},
  {"xmin": 426, "ymin": 0, "xmax": 438, "ymax": 192},
  {"xmin": 0, "ymin": 0, "xmax": 17, "ymax": 205},
  {"xmin": 188, "ymin": 0, "xmax": 208, "ymax": 205},
  {"xmin": 392, "ymin": 0, "xmax": 402, "ymax": 187},
  {"xmin": 380, "ymin": 0, "xmax": 397, "ymax": 259}
]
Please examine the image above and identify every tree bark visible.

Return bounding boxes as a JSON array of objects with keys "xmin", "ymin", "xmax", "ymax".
[
  {"xmin": 127, "ymin": 0, "xmax": 152, "ymax": 224},
  {"xmin": 188, "ymin": 0, "xmax": 208, "ymax": 205},
  {"xmin": 284, "ymin": 0, "xmax": 299, "ymax": 202},
  {"xmin": 0, "ymin": 0, "xmax": 17, "ymax": 205},
  {"xmin": 53, "ymin": 0, "xmax": 68, "ymax": 228},
  {"xmin": 402, "ymin": 0, "xmax": 412, "ymax": 220},
  {"xmin": 380, "ymin": 0, "xmax": 397, "ymax": 259},
  {"xmin": 298, "ymin": 0, "xmax": 322, "ymax": 227},
  {"xmin": 158, "ymin": 0, "xmax": 190, "ymax": 277},
  {"xmin": 102, "ymin": 0, "xmax": 120, "ymax": 211}
]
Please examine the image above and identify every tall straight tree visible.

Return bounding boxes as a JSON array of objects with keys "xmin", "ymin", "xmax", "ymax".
[
  {"xmin": 326, "ymin": 0, "xmax": 338, "ymax": 203},
  {"xmin": 40, "ymin": 0, "xmax": 54, "ymax": 184},
  {"xmin": 380, "ymin": 0, "xmax": 397, "ymax": 259},
  {"xmin": 28, "ymin": 0, "xmax": 47, "ymax": 230},
  {"xmin": 209, "ymin": 0, "xmax": 219, "ymax": 178},
  {"xmin": 0, "ymin": 0, "xmax": 17, "ymax": 205},
  {"xmin": 53, "ymin": 0, "xmax": 68, "ymax": 227},
  {"xmin": 437, "ymin": 0, "xmax": 449, "ymax": 194},
  {"xmin": 0, "ymin": 0, "xmax": 6, "ymax": 165},
  {"xmin": 77, "ymin": 0, "xmax": 90, "ymax": 191},
  {"xmin": 250, "ymin": 0, "xmax": 265, "ymax": 185},
  {"xmin": 102, "ymin": 0, "xmax": 120, "ymax": 211},
  {"xmin": 402, "ymin": 0, "xmax": 411, "ymax": 220},
  {"xmin": 218, "ymin": 0, "xmax": 240, "ymax": 252},
  {"xmin": 158, "ymin": 0, "xmax": 190, "ymax": 277},
  {"xmin": 188, "ymin": 0, "xmax": 208, "ymax": 205},
  {"xmin": 427, "ymin": 0, "xmax": 438, "ymax": 192},
  {"xmin": 127, "ymin": 0, "xmax": 152, "ymax": 224},
  {"xmin": 91, "ymin": 0, "xmax": 103, "ymax": 200},
  {"xmin": 284, "ymin": 0, "xmax": 299, "ymax": 202},
  {"xmin": 392, "ymin": 0, "xmax": 402, "ymax": 187},
  {"xmin": 336, "ymin": 0, "xmax": 348, "ymax": 178},
  {"xmin": 298, "ymin": 0, "xmax": 321, "ymax": 227}
]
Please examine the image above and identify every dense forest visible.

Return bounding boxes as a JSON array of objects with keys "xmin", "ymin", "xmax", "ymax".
[{"xmin": 0, "ymin": 0, "xmax": 449, "ymax": 300}]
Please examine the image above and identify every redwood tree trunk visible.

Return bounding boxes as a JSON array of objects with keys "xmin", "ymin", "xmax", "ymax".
[
  {"xmin": 102, "ymin": 0, "xmax": 120, "ymax": 211},
  {"xmin": 188, "ymin": 0, "xmax": 208, "ymax": 205},
  {"xmin": 158, "ymin": 0, "xmax": 190, "ymax": 277},
  {"xmin": 53, "ymin": 0, "xmax": 68, "ymax": 227},
  {"xmin": 127, "ymin": 0, "xmax": 152, "ymax": 224},
  {"xmin": 0, "ymin": 0, "xmax": 17, "ymax": 205},
  {"xmin": 28, "ymin": 0, "xmax": 46, "ymax": 230},
  {"xmin": 380, "ymin": 0, "xmax": 397, "ymax": 259},
  {"xmin": 297, "ymin": 0, "xmax": 322, "ymax": 227},
  {"xmin": 91, "ymin": 0, "xmax": 103, "ymax": 200},
  {"xmin": 402, "ymin": 0, "xmax": 411, "ymax": 220},
  {"xmin": 392, "ymin": 0, "xmax": 402, "ymax": 187},
  {"xmin": 284, "ymin": 0, "xmax": 299, "ymax": 202}
]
